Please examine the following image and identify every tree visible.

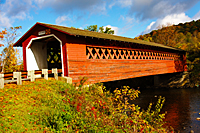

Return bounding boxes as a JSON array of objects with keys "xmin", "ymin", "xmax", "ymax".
[
  {"xmin": 0, "ymin": 26, "xmax": 22, "ymax": 73},
  {"xmin": 0, "ymin": 29, "xmax": 7, "ymax": 71},
  {"xmin": 1, "ymin": 45, "xmax": 21, "ymax": 73},
  {"xmin": 0, "ymin": 30, "xmax": 6, "ymax": 47},
  {"xmin": 85, "ymin": 25, "xmax": 114, "ymax": 34},
  {"xmin": 153, "ymin": 23, "xmax": 180, "ymax": 47},
  {"xmin": 85, "ymin": 25, "xmax": 98, "ymax": 32}
]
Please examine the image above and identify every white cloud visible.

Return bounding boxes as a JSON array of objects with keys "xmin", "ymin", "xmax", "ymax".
[
  {"xmin": 0, "ymin": 0, "xmax": 107, "ymax": 30},
  {"xmin": 55, "ymin": 15, "xmax": 72, "ymax": 25},
  {"xmin": 0, "ymin": 12, "xmax": 12, "ymax": 28},
  {"xmin": 125, "ymin": 16, "xmax": 135, "ymax": 24},
  {"xmin": 118, "ymin": 15, "xmax": 137, "ymax": 35},
  {"xmin": 141, "ymin": 13, "xmax": 192, "ymax": 35},
  {"xmin": 1, "ymin": 0, "xmax": 33, "ymax": 18},
  {"xmin": 119, "ymin": 15, "xmax": 136, "ymax": 24},
  {"xmin": 0, "ymin": 0, "xmax": 34, "ymax": 29},
  {"xmin": 110, "ymin": 0, "xmax": 199, "ymax": 21},
  {"xmin": 143, "ymin": 22, "xmax": 155, "ymax": 34},
  {"xmin": 90, "ymin": 1, "xmax": 107, "ymax": 15},
  {"xmin": 109, "ymin": 0, "xmax": 132, "ymax": 8},
  {"xmin": 193, "ymin": 10, "xmax": 200, "ymax": 20},
  {"xmin": 34, "ymin": 0, "xmax": 107, "ymax": 14},
  {"xmin": 12, "ymin": 12, "xmax": 27, "ymax": 20}
]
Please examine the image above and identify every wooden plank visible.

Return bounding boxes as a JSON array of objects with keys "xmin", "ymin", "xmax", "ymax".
[{"xmin": 67, "ymin": 55, "xmax": 185, "ymax": 84}]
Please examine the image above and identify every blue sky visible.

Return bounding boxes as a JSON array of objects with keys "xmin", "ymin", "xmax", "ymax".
[{"xmin": 0, "ymin": 0, "xmax": 200, "ymax": 41}]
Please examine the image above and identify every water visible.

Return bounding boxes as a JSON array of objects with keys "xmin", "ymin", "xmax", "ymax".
[{"xmin": 133, "ymin": 87, "xmax": 200, "ymax": 133}]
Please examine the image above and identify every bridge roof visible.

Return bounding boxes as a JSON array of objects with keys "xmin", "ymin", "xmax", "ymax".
[{"xmin": 14, "ymin": 22, "xmax": 184, "ymax": 52}]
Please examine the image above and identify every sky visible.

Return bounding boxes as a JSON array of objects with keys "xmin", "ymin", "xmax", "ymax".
[{"xmin": 0, "ymin": 0, "xmax": 200, "ymax": 42}]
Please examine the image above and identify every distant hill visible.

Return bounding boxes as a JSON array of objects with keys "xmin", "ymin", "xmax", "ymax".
[{"xmin": 134, "ymin": 19, "xmax": 200, "ymax": 51}]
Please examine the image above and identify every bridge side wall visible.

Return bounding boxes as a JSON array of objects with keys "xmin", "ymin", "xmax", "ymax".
[{"xmin": 66, "ymin": 39, "xmax": 186, "ymax": 84}]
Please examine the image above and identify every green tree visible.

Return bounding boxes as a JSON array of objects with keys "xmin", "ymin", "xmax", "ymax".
[
  {"xmin": 85, "ymin": 25, "xmax": 98, "ymax": 32},
  {"xmin": 85, "ymin": 25, "xmax": 114, "ymax": 34}
]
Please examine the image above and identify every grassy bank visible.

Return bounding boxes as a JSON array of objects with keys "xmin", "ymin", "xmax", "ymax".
[{"xmin": 0, "ymin": 78, "xmax": 171, "ymax": 132}]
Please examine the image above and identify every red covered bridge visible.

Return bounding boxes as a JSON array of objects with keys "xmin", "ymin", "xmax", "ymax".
[{"xmin": 14, "ymin": 22, "xmax": 187, "ymax": 84}]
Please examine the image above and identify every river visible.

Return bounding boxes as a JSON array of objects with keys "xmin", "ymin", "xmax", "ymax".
[{"xmin": 133, "ymin": 87, "xmax": 200, "ymax": 133}]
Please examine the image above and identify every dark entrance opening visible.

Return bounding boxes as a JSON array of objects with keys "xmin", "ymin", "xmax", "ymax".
[{"xmin": 47, "ymin": 40, "xmax": 62, "ymax": 70}]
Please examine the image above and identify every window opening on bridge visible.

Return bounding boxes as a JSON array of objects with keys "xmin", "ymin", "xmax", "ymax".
[{"xmin": 86, "ymin": 46, "xmax": 181, "ymax": 61}]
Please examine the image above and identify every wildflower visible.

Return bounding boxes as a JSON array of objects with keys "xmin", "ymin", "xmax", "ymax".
[
  {"xmin": 68, "ymin": 98, "xmax": 70, "ymax": 103},
  {"xmin": 76, "ymin": 103, "xmax": 82, "ymax": 112},
  {"xmin": 91, "ymin": 107, "xmax": 95, "ymax": 111},
  {"xmin": 140, "ymin": 128, "xmax": 144, "ymax": 132}
]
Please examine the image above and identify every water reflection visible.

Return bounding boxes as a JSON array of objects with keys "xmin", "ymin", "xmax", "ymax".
[{"xmin": 133, "ymin": 88, "xmax": 200, "ymax": 132}]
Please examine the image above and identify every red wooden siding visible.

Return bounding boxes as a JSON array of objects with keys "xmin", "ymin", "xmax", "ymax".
[{"xmin": 67, "ymin": 43, "xmax": 185, "ymax": 84}]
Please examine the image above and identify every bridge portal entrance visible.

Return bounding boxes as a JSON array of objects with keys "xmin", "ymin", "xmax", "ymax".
[{"xmin": 26, "ymin": 35, "xmax": 63, "ymax": 71}]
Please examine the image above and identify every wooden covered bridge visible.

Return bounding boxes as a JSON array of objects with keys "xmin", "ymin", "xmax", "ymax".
[{"xmin": 14, "ymin": 22, "xmax": 187, "ymax": 84}]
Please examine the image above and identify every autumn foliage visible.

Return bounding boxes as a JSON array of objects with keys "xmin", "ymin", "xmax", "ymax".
[
  {"xmin": 0, "ymin": 30, "xmax": 6, "ymax": 47},
  {"xmin": 0, "ymin": 26, "xmax": 23, "ymax": 73},
  {"xmin": 134, "ymin": 20, "xmax": 200, "ymax": 49}
]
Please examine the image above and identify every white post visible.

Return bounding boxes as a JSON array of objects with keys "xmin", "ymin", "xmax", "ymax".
[
  {"xmin": 42, "ymin": 69, "xmax": 48, "ymax": 80},
  {"xmin": 28, "ymin": 70, "xmax": 35, "ymax": 82},
  {"xmin": 62, "ymin": 77, "xmax": 72, "ymax": 84},
  {"xmin": 52, "ymin": 68, "xmax": 58, "ymax": 80},
  {"xmin": 0, "ymin": 74, "xmax": 4, "ymax": 89},
  {"xmin": 13, "ymin": 72, "xmax": 22, "ymax": 85}
]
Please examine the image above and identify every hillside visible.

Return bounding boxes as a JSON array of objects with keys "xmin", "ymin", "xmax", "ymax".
[{"xmin": 135, "ymin": 19, "xmax": 200, "ymax": 50}]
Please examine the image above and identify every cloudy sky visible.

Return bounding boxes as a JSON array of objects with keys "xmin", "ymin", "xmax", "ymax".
[{"xmin": 0, "ymin": 0, "xmax": 200, "ymax": 39}]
